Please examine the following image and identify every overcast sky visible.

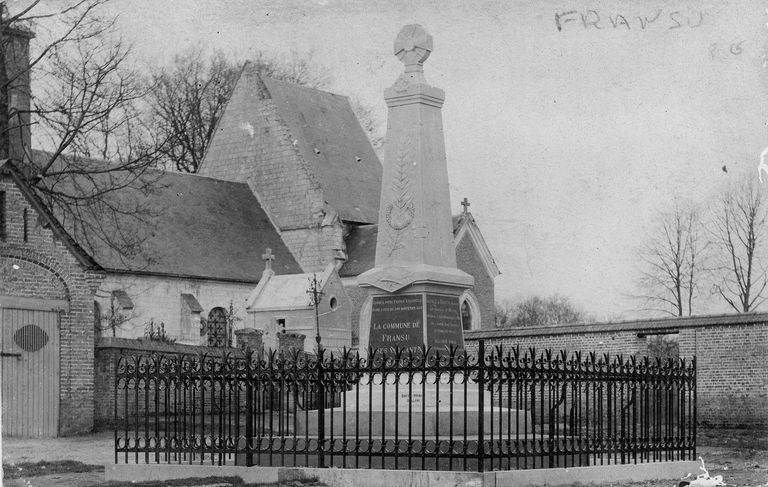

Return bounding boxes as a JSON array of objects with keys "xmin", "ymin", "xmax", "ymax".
[{"xmin": 30, "ymin": 0, "xmax": 768, "ymax": 318}]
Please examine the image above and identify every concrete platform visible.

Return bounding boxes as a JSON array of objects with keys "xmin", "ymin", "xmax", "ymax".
[{"xmin": 105, "ymin": 460, "xmax": 702, "ymax": 486}]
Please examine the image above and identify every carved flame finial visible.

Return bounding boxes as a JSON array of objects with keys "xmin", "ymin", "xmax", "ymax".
[{"xmin": 394, "ymin": 24, "xmax": 433, "ymax": 73}]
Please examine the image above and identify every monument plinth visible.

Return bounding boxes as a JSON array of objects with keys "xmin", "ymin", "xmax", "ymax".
[{"xmin": 358, "ymin": 24, "xmax": 473, "ymax": 356}]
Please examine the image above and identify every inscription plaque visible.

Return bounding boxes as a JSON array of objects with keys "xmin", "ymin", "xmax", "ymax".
[
  {"xmin": 369, "ymin": 294, "xmax": 424, "ymax": 355},
  {"xmin": 425, "ymin": 293, "xmax": 464, "ymax": 352}
]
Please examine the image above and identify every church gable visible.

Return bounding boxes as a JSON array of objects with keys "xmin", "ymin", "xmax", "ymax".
[
  {"xmin": 453, "ymin": 212, "xmax": 500, "ymax": 279},
  {"xmin": 199, "ymin": 66, "xmax": 381, "ymax": 229},
  {"xmin": 453, "ymin": 212, "xmax": 500, "ymax": 329},
  {"xmin": 198, "ymin": 64, "xmax": 326, "ymax": 231}
]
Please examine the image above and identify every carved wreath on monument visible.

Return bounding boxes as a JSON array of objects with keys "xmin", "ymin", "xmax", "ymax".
[{"xmin": 384, "ymin": 140, "xmax": 415, "ymax": 255}]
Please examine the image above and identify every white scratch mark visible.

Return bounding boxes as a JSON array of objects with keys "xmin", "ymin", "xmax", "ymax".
[{"xmin": 239, "ymin": 121, "xmax": 255, "ymax": 138}]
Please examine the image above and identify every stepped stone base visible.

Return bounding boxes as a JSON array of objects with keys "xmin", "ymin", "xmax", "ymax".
[
  {"xmin": 297, "ymin": 380, "xmax": 532, "ymax": 436},
  {"xmin": 296, "ymin": 407, "xmax": 532, "ymax": 437}
]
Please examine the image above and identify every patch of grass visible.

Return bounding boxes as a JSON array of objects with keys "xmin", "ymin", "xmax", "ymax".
[
  {"xmin": 97, "ymin": 476, "xmax": 325, "ymax": 487},
  {"xmin": 242, "ymin": 479, "xmax": 322, "ymax": 487},
  {"xmin": 99, "ymin": 476, "xmax": 245, "ymax": 487},
  {"xmin": 2, "ymin": 460, "xmax": 104, "ymax": 479}
]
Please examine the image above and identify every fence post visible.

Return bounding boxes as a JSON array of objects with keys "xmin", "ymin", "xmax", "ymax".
[
  {"xmin": 245, "ymin": 348, "xmax": 254, "ymax": 467},
  {"xmin": 317, "ymin": 346, "xmax": 326, "ymax": 468},
  {"xmin": 477, "ymin": 339, "xmax": 485, "ymax": 472},
  {"xmin": 114, "ymin": 355, "xmax": 119, "ymax": 465},
  {"xmin": 692, "ymin": 355, "xmax": 697, "ymax": 461}
]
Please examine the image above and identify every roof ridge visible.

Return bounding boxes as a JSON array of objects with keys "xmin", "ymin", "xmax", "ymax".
[
  {"xmin": 31, "ymin": 148, "xmax": 251, "ymax": 187},
  {"xmin": 259, "ymin": 74, "xmax": 350, "ymax": 101}
]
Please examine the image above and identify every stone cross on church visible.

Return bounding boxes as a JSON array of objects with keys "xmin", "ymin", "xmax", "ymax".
[{"xmin": 358, "ymin": 24, "xmax": 474, "ymax": 356}]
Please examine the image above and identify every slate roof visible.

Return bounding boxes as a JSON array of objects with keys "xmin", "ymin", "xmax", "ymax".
[
  {"xmin": 22, "ymin": 151, "xmax": 301, "ymax": 281},
  {"xmin": 261, "ymin": 74, "xmax": 382, "ymax": 224},
  {"xmin": 247, "ymin": 263, "xmax": 335, "ymax": 311}
]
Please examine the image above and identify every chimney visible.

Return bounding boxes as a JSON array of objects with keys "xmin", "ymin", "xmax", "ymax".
[{"xmin": 1, "ymin": 12, "xmax": 34, "ymax": 165}]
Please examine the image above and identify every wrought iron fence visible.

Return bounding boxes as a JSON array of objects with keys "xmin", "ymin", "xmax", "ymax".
[{"xmin": 114, "ymin": 341, "xmax": 696, "ymax": 471}]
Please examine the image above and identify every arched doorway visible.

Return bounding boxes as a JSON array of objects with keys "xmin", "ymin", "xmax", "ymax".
[
  {"xmin": 1, "ymin": 255, "xmax": 70, "ymax": 436},
  {"xmin": 207, "ymin": 307, "xmax": 228, "ymax": 347}
]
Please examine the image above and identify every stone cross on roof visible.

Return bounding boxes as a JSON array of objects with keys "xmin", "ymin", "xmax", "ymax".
[
  {"xmin": 461, "ymin": 197, "xmax": 470, "ymax": 214},
  {"xmin": 262, "ymin": 248, "xmax": 275, "ymax": 271},
  {"xmin": 394, "ymin": 24, "xmax": 433, "ymax": 73}
]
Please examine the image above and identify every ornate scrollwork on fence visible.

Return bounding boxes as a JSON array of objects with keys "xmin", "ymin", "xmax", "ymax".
[{"xmin": 114, "ymin": 343, "xmax": 696, "ymax": 472}]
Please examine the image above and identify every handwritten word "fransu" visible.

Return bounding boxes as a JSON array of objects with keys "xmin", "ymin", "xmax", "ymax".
[{"xmin": 555, "ymin": 9, "xmax": 704, "ymax": 32}]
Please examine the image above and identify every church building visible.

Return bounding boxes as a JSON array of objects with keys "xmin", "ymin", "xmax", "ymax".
[{"xmin": 0, "ymin": 28, "xmax": 499, "ymax": 435}]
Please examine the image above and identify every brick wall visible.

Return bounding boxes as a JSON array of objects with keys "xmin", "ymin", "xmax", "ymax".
[
  {"xmin": 465, "ymin": 313, "xmax": 768, "ymax": 429},
  {"xmin": 234, "ymin": 328, "xmax": 264, "ymax": 355},
  {"xmin": 278, "ymin": 332, "xmax": 306, "ymax": 355},
  {"xmin": 455, "ymin": 233, "xmax": 495, "ymax": 329},
  {"xmin": 1, "ymin": 177, "xmax": 105, "ymax": 435},
  {"xmin": 94, "ymin": 337, "xmax": 235, "ymax": 429}
]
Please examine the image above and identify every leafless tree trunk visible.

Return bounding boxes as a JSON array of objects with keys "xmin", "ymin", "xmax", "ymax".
[
  {"xmin": 636, "ymin": 204, "xmax": 705, "ymax": 316},
  {"xmin": 710, "ymin": 176, "xmax": 768, "ymax": 312}
]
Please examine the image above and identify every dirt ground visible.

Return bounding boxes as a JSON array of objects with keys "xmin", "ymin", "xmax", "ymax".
[{"xmin": 2, "ymin": 429, "xmax": 767, "ymax": 487}]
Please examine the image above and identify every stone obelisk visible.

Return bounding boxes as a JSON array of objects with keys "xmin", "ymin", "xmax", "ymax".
[{"xmin": 358, "ymin": 24, "xmax": 473, "ymax": 357}]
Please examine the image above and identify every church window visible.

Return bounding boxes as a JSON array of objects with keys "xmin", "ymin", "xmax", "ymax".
[
  {"xmin": 23, "ymin": 208, "xmax": 28, "ymax": 242},
  {"xmin": 207, "ymin": 307, "xmax": 229, "ymax": 347},
  {"xmin": 461, "ymin": 300, "xmax": 472, "ymax": 331},
  {"xmin": 459, "ymin": 290, "xmax": 481, "ymax": 331},
  {"xmin": 329, "ymin": 296, "xmax": 338, "ymax": 311}
]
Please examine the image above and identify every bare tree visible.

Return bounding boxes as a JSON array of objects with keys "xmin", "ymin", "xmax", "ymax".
[
  {"xmin": 636, "ymin": 204, "xmax": 705, "ymax": 316},
  {"xmin": 349, "ymin": 97, "xmax": 384, "ymax": 153},
  {"xmin": 496, "ymin": 295, "xmax": 588, "ymax": 328},
  {"xmin": 710, "ymin": 176, "xmax": 768, "ymax": 312},
  {"xmin": 147, "ymin": 47, "xmax": 334, "ymax": 173},
  {"xmin": 2, "ymin": 1, "xmax": 164, "ymax": 260},
  {"xmin": 1, "ymin": 0, "xmax": 107, "ymax": 159},
  {"xmin": 147, "ymin": 47, "xmax": 384, "ymax": 173}
]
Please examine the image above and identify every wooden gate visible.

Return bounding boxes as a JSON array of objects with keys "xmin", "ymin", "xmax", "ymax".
[{"xmin": 1, "ymin": 305, "xmax": 61, "ymax": 437}]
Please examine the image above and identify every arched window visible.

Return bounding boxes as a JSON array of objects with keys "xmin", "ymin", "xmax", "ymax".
[
  {"xmin": 207, "ymin": 307, "xmax": 228, "ymax": 347},
  {"xmin": 461, "ymin": 300, "xmax": 472, "ymax": 331},
  {"xmin": 459, "ymin": 290, "xmax": 481, "ymax": 331}
]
